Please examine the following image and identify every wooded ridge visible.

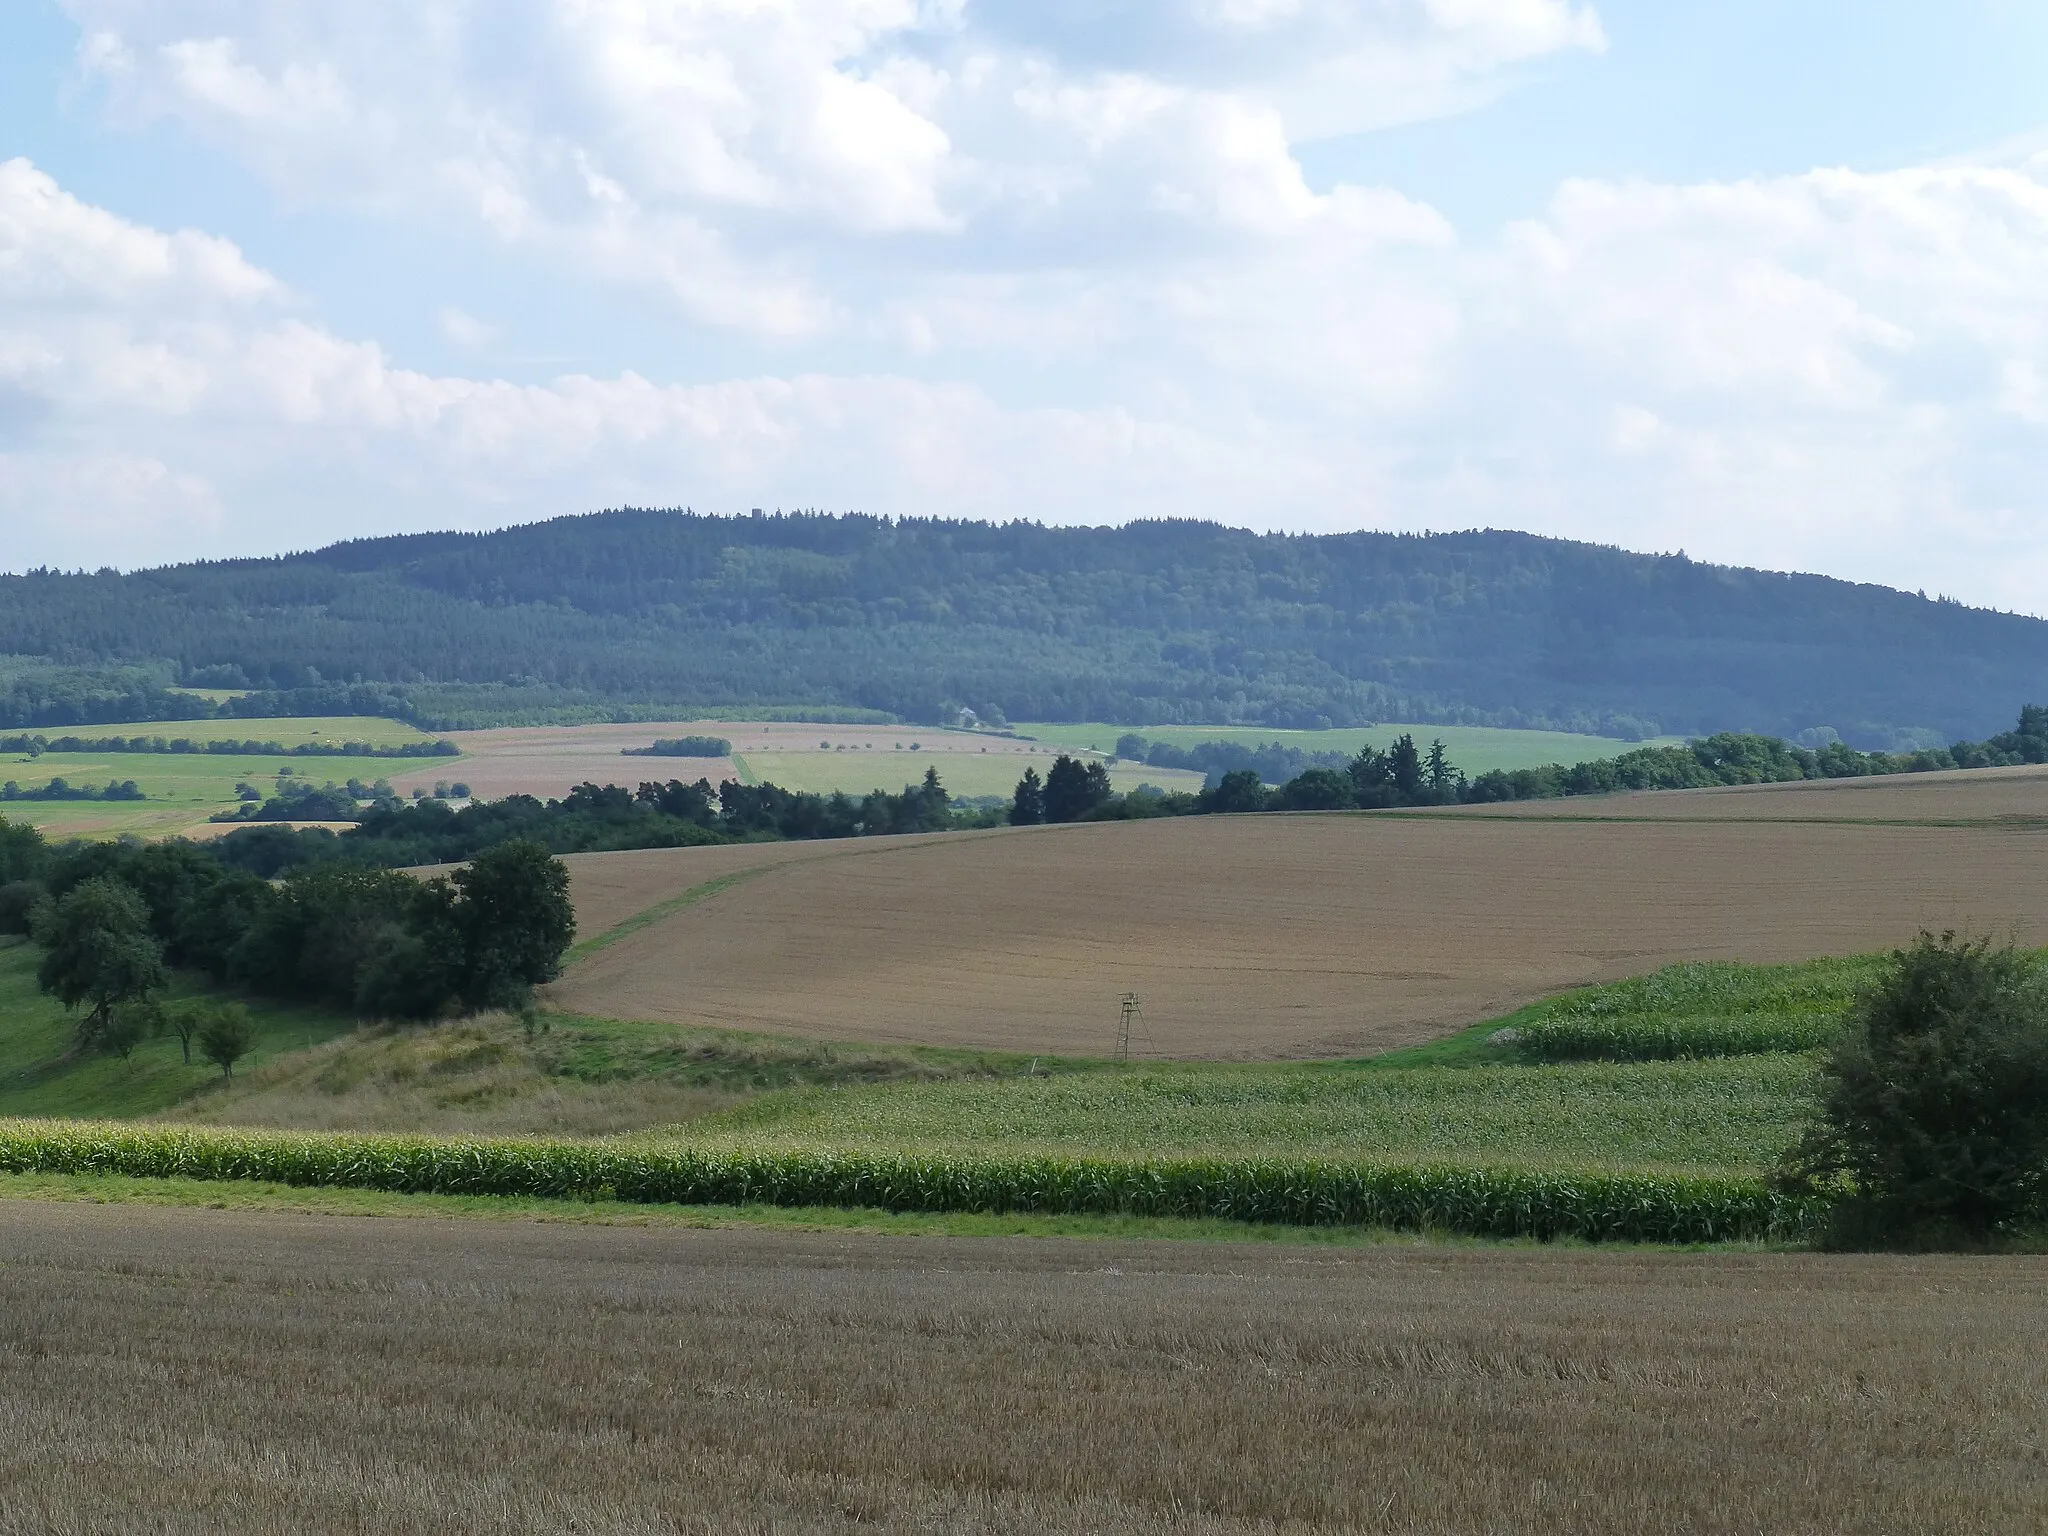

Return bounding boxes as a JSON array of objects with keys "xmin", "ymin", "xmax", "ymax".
[{"xmin": 5, "ymin": 510, "xmax": 2044, "ymax": 744}]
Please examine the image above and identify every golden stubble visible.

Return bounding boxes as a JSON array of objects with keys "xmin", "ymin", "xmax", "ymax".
[{"xmin": 0, "ymin": 1201, "xmax": 2041, "ymax": 1534}]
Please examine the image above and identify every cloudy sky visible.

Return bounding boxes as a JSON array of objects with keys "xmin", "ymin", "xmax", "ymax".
[{"xmin": 3, "ymin": 2, "xmax": 2047, "ymax": 609}]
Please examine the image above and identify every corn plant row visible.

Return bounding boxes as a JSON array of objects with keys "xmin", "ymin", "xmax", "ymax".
[
  {"xmin": 0, "ymin": 1120, "xmax": 1825, "ymax": 1244},
  {"xmin": 1512, "ymin": 1013, "xmax": 1844, "ymax": 1061}
]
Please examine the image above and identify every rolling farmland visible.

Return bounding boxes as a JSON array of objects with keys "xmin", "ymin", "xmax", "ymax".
[
  {"xmin": 384, "ymin": 719, "xmax": 1202, "ymax": 803},
  {"xmin": 547, "ymin": 771, "xmax": 2048, "ymax": 1056}
]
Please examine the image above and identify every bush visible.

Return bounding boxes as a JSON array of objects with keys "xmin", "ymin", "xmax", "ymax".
[
  {"xmin": 1777, "ymin": 933, "xmax": 2048, "ymax": 1244},
  {"xmin": 196, "ymin": 1004, "xmax": 257, "ymax": 1079}
]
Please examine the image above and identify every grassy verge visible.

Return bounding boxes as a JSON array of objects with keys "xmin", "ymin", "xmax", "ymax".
[
  {"xmin": 0, "ymin": 1119, "xmax": 1821, "ymax": 1242},
  {"xmin": 1, "ymin": 1168, "xmax": 1763, "ymax": 1247}
]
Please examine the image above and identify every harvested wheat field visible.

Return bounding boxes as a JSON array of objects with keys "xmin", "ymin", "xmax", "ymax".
[
  {"xmin": 548, "ymin": 783, "xmax": 2048, "ymax": 1057},
  {"xmin": 1440, "ymin": 761, "xmax": 2048, "ymax": 822},
  {"xmin": 2, "ymin": 1201, "xmax": 2041, "ymax": 1534}
]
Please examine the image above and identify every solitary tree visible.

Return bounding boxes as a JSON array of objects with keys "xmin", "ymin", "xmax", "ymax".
[
  {"xmin": 196, "ymin": 1003, "xmax": 257, "ymax": 1079},
  {"xmin": 1197, "ymin": 770, "xmax": 1269, "ymax": 815},
  {"xmin": 1777, "ymin": 931, "xmax": 2048, "ymax": 1244},
  {"xmin": 452, "ymin": 839, "xmax": 577, "ymax": 1009},
  {"xmin": 1042, "ymin": 755, "xmax": 1110, "ymax": 822},
  {"xmin": 1009, "ymin": 767, "xmax": 1045, "ymax": 825},
  {"xmin": 32, "ymin": 876, "xmax": 166, "ymax": 1057}
]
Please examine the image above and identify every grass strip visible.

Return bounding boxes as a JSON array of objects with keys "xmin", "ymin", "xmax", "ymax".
[
  {"xmin": 3, "ymin": 1171, "xmax": 1658, "ymax": 1246},
  {"xmin": 0, "ymin": 1120, "xmax": 1824, "ymax": 1244},
  {"xmin": 567, "ymin": 868, "xmax": 770, "ymax": 962}
]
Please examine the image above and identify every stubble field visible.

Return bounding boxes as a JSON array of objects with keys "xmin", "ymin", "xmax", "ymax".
[
  {"xmin": 548, "ymin": 775, "xmax": 2048, "ymax": 1057},
  {"xmin": 1, "ymin": 1201, "xmax": 2040, "ymax": 1534}
]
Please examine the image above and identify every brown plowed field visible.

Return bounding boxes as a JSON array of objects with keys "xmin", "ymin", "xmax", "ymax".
[
  {"xmin": 1435, "ymin": 762, "xmax": 2048, "ymax": 822},
  {"xmin": 548, "ymin": 775, "xmax": 2048, "ymax": 1057}
]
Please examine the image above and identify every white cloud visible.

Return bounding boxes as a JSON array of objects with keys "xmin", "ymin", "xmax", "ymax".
[{"xmin": 8, "ymin": 6, "xmax": 2048, "ymax": 615}]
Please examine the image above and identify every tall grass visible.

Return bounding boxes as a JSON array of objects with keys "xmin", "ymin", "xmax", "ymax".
[{"xmin": 0, "ymin": 1119, "xmax": 1822, "ymax": 1243}]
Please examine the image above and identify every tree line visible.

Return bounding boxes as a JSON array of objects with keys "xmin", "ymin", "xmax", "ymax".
[
  {"xmin": 0, "ymin": 733, "xmax": 458, "ymax": 758},
  {"xmin": 0, "ymin": 822, "xmax": 576, "ymax": 1054}
]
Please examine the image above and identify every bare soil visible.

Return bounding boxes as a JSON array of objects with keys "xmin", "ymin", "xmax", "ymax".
[
  {"xmin": 548, "ymin": 799, "xmax": 2048, "ymax": 1057},
  {"xmin": 2, "ymin": 1201, "xmax": 2040, "ymax": 1534}
]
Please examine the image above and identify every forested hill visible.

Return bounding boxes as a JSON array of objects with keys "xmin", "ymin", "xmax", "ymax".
[{"xmin": 4, "ymin": 510, "xmax": 2044, "ymax": 745}]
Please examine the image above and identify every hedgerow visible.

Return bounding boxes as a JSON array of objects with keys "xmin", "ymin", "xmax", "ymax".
[{"xmin": 0, "ymin": 1120, "xmax": 1823, "ymax": 1244}]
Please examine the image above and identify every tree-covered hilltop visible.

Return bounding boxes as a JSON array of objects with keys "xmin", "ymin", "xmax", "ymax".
[{"xmin": 5, "ymin": 510, "xmax": 2046, "ymax": 744}]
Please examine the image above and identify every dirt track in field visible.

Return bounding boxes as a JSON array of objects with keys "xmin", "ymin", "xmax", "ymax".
[{"xmin": 548, "ymin": 770, "xmax": 2048, "ymax": 1057}]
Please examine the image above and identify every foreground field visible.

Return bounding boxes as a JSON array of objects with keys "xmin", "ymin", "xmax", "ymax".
[
  {"xmin": 2, "ymin": 1202, "xmax": 2039, "ymax": 1533},
  {"xmin": 549, "ymin": 787, "xmax": 2048, "ymax": 1056}
]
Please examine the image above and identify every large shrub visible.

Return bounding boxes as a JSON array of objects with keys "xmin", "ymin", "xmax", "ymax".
[{"xmin": 1777, "ymin": 932, "xmax": 2048, "ymax": 1244}]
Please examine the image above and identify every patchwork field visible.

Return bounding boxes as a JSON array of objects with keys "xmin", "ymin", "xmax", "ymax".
[
  {"xmin": 548, "ymin": 771, "xmax": 2048, "ymax": 1057},
  {"xmin": 2, "ymin": 1202, "xmax": 2040, "ymax": 1533},
  {"xmin": 0, "ymin": 748, "xmax": 429, "ymax": 838},
  {"xmin": 27, "ymin": 715, "xmax": 439, "ymax": 750},
  {"xmin": 1016, "ymin": 720, "xmax": 1688, "ymax": 772},
  {"xmin": 379, "ymin": 719, "xmax": 1197, "ymax": 803}
]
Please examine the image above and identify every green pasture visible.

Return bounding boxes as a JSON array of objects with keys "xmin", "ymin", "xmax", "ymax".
[
  {"xmin": 0, "ymin": 939, "xmax": 358, "ymax": 1119},
  {"xmin": 734, "ymin": 748, "xmax": 1204, "ymax": 800},
  {"xmin": 0, "ymin": 749, "xmax": 415, "ymax": 838},
  {"xmin": 35, "ymin": 714, "xmax": 439, "ymax": 750},
  {"xmin": 1013, "ymin": 722, "xmax": 1689, "ymax": 775}
]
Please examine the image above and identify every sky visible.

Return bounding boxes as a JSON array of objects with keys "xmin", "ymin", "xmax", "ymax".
[{"xmin": 2, "ymin": 1, "xmax": 2047, "ymax": 609}]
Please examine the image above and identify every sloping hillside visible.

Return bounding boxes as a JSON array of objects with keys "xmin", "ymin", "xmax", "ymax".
[{"xmin": 6, "ymin": 511, "xmax": 2046, "ymax": 741}]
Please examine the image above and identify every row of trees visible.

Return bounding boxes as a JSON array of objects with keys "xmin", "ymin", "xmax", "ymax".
[
  {"xmin": 0, "ymin": 733, "xmax": 457, "ymax": 758},
  {"xmin": 203, "ymin": 766, "xmax": 969, "ymax": 876},
  {"xmin": 1, "ymin": 822, "xmax": 577, "ymax": 1053}
]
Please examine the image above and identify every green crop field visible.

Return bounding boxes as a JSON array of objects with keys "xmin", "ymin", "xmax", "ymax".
[
  {"xmin": 0, "ymin": 748, "xmax": 431, "ymax": 837},
  {"xmin": 676, "ymin": 1055, "xmax": 1812, "ymax": 1174},
  {"xmin": 1014, "ymin": 721, "xmax": 1689, "ymax": 774}
]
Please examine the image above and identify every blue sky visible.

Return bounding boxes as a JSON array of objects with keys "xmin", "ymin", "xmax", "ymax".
[{"xmin": 3, "ymin": 1, "xmax": 2046, "ymax": 611}]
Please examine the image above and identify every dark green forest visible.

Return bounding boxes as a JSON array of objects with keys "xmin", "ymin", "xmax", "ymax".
[{"xmin": 5, "ymin": 510, "xmax": 2046, "ymax": 744}]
